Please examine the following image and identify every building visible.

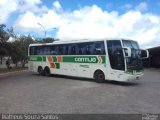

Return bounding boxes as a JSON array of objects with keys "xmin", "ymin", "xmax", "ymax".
[{"xmin": 144, "ymin": 46, "xmax": 160, "ymax": 68}]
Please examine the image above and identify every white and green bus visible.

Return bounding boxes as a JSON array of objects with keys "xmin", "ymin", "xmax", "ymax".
[{"xmin": 28, "ymin": 38, "xmax": 149, "ymax": 82}]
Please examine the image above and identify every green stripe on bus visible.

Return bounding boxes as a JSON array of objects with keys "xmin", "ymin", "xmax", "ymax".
[
  {"xmin": 29, "ymin": 56, "xmax": 46, "ymax": 62},
  {"xmin": 29, "ymin": 56, "xmax": 106, "ymax": 64},
  {"xmin": 29, "ymin": 56, "xmax": 42, "ymax": 61},
  {"xmin": 53, "ymin": 56, "xmax": 57, "ymax": 62},
  {"xmin": 62, "ymin": 56, "xmax": 105, "ymax": 63},
  {"xmin": 101, "ymin": 56, "xmax": 105, "ymax": 63},
  {"xmin": 43, "ymin": 56, "xmax": 46, "ymax": 61},
  {"xmin": 55, "ymin": 63, "xmax": 60, "ymax": 69}
]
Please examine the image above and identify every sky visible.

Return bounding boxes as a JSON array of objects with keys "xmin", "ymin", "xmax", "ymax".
[{"xmin": 0, "ymin": 0, "xmax": 160, "ymax": 48}]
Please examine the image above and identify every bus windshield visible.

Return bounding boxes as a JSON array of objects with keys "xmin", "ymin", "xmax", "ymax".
[{"xmin": 122, "ymin": 40, "xmax": 143, "ymax": 70}]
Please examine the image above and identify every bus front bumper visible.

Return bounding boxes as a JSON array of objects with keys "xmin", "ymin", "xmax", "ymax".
[{"xmin": 124, "ymin": 73, "xmax": 143, "ymax": 81}]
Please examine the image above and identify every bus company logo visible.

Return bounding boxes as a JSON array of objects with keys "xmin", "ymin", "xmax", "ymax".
[
  {"xmin": 30, "ymin": 57, "xmax": 37, "ymax": 61},
  {"xmin": 142, "ymin": 114, "xmax": 158, "ymax": 120},
  {"xmin": 98, "ymin": 56, "xmax": 102, "ymax": 63},
  {"xmin": 75, "ymin": 57, "xmax": 97, "ymax": 63}
]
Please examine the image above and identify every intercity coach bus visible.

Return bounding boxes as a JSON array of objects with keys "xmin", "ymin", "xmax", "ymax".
[{"xmin": 28, "ymin": 38, "xmax": 149, "ymax": 82}]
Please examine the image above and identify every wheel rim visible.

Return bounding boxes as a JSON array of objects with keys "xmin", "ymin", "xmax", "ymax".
[
  {"xmin": 95, "ymin": 71, "xmax": 105, "ymax": 82},
  {"xmin": 98, "ymin": 74, "xmax": 104, "ymax": 80}
]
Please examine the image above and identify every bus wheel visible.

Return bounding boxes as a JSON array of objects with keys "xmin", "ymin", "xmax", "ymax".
[
  {"xmin": 38, "ymin": 66, "xmax": 44, "ymax": 75},
  {"xmin": 44, "ymin": 67, "xmax": 50, "ymax": 77},
  {"xmin": 94, "ymin": 70, "xmax": 105, "ymax": 83}
]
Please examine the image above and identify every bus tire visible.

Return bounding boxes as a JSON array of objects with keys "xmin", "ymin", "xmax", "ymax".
[
  {"xmin": 44, "ymin": 66, "xmax": 51, "ymax": 77},
  {"xmin": 38, "ymin": 66, "xmax": 44, "ymax": 75},
  {"xmin": 94, "ymin": 70, "xmax": 105, "ymax": 83}
]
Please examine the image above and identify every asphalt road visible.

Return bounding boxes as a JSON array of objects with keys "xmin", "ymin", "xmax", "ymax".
[{"xmin": 0, "ymin": 69, "xmax": 160, "ymax": 113}]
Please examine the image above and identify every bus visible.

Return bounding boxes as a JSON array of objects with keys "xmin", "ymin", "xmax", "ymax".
[{"xmin": 28, "ymin": 38, "xmax": 149, "ymax": 82}]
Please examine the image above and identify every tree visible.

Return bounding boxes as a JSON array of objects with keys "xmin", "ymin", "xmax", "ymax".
[
  {"xmin": 19, "ymin": 35, "xmax": 35, "ymax": 67},
  {"xmin": 0, "ymin": 24, "xmax": 10, "ymax": 43},
  {"xmin": 0, "ymin": 24, "xmax": 10, "ymax": 64},
  {"xmin": 41, "ymin": 37, "xmax": 55, "ymax": 43},
  {"xmin": 0, "ymin": 24, "xmax": 37, "ymax": 68},
  {"xmin": 10, "ymin": 35, "xmax": 35, "ymax": 67},
  {"xmin": 9, "ymin": 41, "xmax": 21, "ymax": 67}
]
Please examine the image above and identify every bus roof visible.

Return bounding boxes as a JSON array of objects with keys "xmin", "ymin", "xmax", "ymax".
[{"xmin": 29, "ymin": 38, "xmax": 136, "ymax": 46}]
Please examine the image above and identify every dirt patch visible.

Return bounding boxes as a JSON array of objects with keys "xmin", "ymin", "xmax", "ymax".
[{"xmin": 0, "ymin": 67, "xmax": 28, "ymax": 74}]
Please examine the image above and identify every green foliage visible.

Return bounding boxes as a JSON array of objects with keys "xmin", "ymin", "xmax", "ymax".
[
  {"xmin": 0, "ymin": 24, "xmax": 10, "ymax": 43},
  {"xmin": 10, "ymin": 35, "xmax": 35, "ymax": 67},
  {"xmin": 41, "ymin": 37, "xmax": 55, "ymax": 43},
  {"xmin": 0, "ymin": 24, "xmax": 36, "ymax": 67},
  {"xmin": 0, "ymin": 24, "xmax": 10, "ymax": 62},
  {"xmin": 0, "ymin": 24, "xmax": 56, "ymax": 67}
]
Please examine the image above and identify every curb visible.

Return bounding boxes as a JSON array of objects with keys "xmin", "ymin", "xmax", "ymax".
[{"xmin": 0, "ymin": 70, "xmax": 28, "ymax": 77}]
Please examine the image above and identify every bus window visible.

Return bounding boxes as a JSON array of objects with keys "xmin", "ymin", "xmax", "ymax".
[
  {"xmin": 77, "ymin": 42, "xmax": 99, "ymax": 55},
  {"xmin": 40, "ymin": 46, "xmax": 45, "ymax": 55},
  {"xmin": 29, "ymin": 46, "xmax": 35, "ymax": 55},
  {"xmin": 57, "ymin": 45, "xmax": 63, "ymax": 55},
  {"xmin": 50, "ymin": 45, "xmax": 57, "ymax": 55},
  {"xmin": 77, "ymin": 43, "xmax": 84, "ymax": 55},
  {"xmin": 44, "ymin": 46, "xmax": 50, "ymax": 55},
  {"xmin": 107, "ymin": 40, "xmax": 124, "ymax": 70},
  {"xmin": 63, "ymin": 44, "xmax": 69, "ymax": 55},
  {"xmin": 79, "ymin": 43, "xmax": 88, "ymax": 55},
  {"xmin": 69, "ymin": 44, "xmax": 76, "ymax": 55},
  {"xmin": 35, "ymin": 46, "xmax": 44, "ymax": 55},
  {"xmin": 82, "ymin": 42, "xmax": 92, "ymax": 55},
  {"xmin": 94, "ymin": 41, "xmax": 105, "ymax": 55},
  {"xmin": 86, "ymin": 42, "xmax": 95, "ymax": 55},
  {"xmin": 36, "ymin": 46, "xmax": 40, "ymax": 55}
]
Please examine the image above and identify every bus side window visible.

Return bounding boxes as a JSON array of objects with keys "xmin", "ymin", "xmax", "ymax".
[
  {"xmin": 78, "ymin": 43, "xmax": 86, "ymax": 55},
  {"xmin": 93, "ymin": 42, "xmax": 100, "ymax": 55},
  {"xmin": 47, "ymin": 46, "xmax": 51, "ymax": 55},
  {"xmin": 36, "ymin": 46, "xmax": 42, "ymax": 55},
  {"xmin": 70, "ymin": 44, "xmax": 76, "ymax": 55},
  {"xmin": 35, "ymin": 46, "xmax": 43, "ymax": 55},
  {"xmin": 44, "ymin": 46, "xmax": 50, "ymax": 55},
  {"xmin": 30, "ymin": 46, "xmax": 35, "ymax": 55},
  {"xmin": 90, "ymin": 42, "xmax": 95, "ymax": 55},
  {"xmin": 62, "ymin": 45, "xmax": 67, "ymax": 55},
  {"xmin": 68, "ymin": 44, "xmax": 72, "ymax": 55},
  {"xmin": 81, "ymin": 43, "xmax": 90, "ymax": 55},
  {"xmin": 57, "ymin": 45, "xmax": 63, "ymax": 55},
  {"xmin": 43, "ymin": 46, "xmax": 46, "ymax": 55},
  {"xmin": 94, "ymin": 41, "xmax": 105, "ymax": 55},
  {"xmin": 101, "ymin": 42, "xmax": 105, "ymax": 54},
  {"xmin": 86, "ymin": 43, "xmax": 92, "ymax": 55},
  {"xmin": 55, "ymin": 45, "xmax": 59, "ymax": 55},
  {"xmin": 50, "ymin": 45, "xmax": 57, "ymax": 55},
  {"xmin": 77, "ymin": 43, "xmax": 83, "ymax": 55},
  {"xmin": 36, "ymin": 46, "xmax": 40, "ymax": 55}
]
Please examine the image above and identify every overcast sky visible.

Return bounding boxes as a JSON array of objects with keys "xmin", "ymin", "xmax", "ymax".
[{"xmin": 0, "ymin": 0, "xmax": 160, "ymax": 48}]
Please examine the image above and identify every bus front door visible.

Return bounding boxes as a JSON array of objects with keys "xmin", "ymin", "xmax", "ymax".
[{"xmin": 107, "ymin": 40, "xmax": 125, "ymax": 81}]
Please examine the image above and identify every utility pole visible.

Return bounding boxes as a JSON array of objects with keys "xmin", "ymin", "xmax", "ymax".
[{"xmin": 38, "ymin": 23, "xmax": 46, "ymax": 38}]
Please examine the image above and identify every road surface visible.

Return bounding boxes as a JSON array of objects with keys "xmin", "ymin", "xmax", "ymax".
[{"xmin": 0, "ymin": 69, "xmax": 160, "ymax": 113}]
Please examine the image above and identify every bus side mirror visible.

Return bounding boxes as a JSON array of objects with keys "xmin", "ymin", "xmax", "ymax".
[
  {"xmin": 123, "ymin": 47, "xmax": 131, "ymax": 57},
  {"xmin": 141, "ymin": 50, "xmax": 149, "ymax": 59}
]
